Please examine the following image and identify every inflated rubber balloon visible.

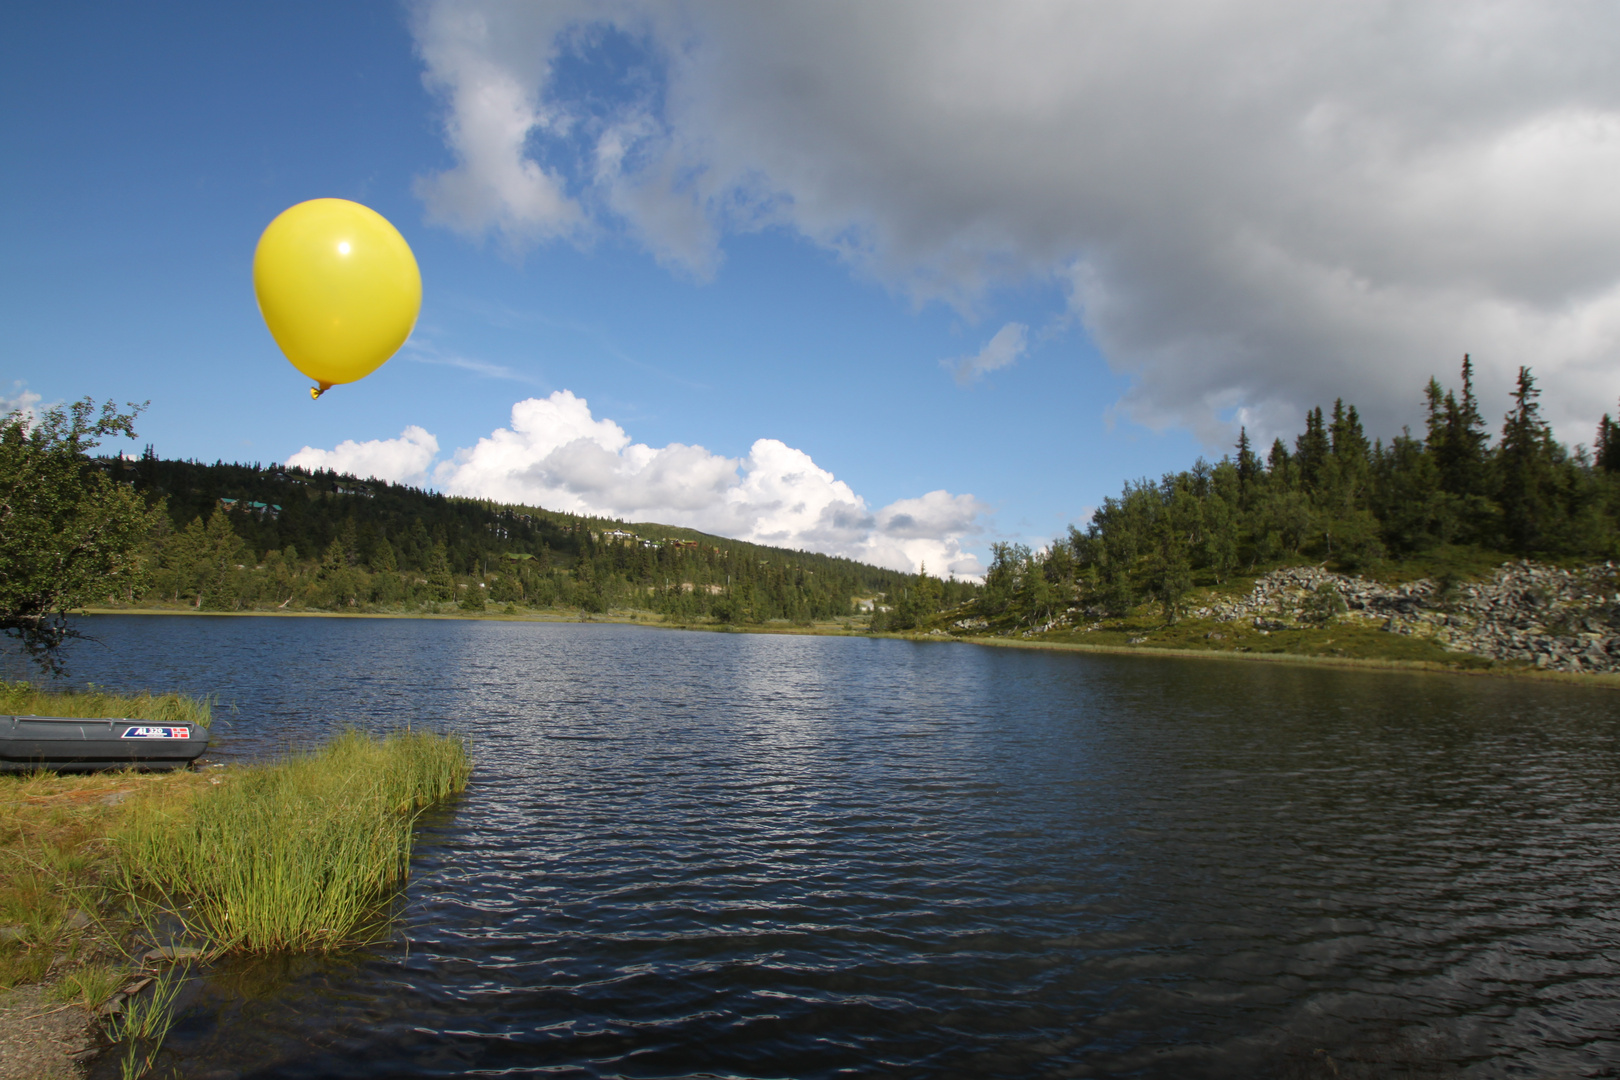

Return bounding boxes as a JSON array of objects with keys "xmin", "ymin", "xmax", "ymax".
[{"xmin": 253, "ymin": 199, "xmax": 421, "ymax": 399}]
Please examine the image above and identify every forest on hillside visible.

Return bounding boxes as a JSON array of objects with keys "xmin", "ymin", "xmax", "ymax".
[
  {"xmin": 93, "ymin": 454, "xmax": 976, "ymax": 622},
  {"xmin": 976, "ymin": 359, "xmax": 1620, "ymax": 629},
  {"xmin": 40, "ymin": 357, "xmax": 1614, "ymax": 639}
]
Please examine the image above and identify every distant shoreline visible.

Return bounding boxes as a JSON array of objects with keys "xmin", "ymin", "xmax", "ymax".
[
  {"xmin": 73, "ymin": 606, "xmax": 1620, "ymax": 688},
  {"xmin": 76, "ymin": 606, "xmax": 867, "ymax": 633},
  {"xmin": 962, "ymin": 633, "xmax": 1620, "ymax": 688}
]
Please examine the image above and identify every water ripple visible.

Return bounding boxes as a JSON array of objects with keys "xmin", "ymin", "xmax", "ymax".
[{"xmin": 26, "ymin": 617, "xmax": 1620, "ymax": 1079}]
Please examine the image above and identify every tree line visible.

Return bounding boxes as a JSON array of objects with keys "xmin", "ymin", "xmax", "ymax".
[
  {"xmin": 32, "ymin": 359, "xmax": 1594, "ymax": 663},
  {"xmin": 95, "ymin": 449, "xmax": 974, "ymax": 622},
  {"xmin": 981, "ymin": 359, "xmax": 1620, "ymax": 628}
]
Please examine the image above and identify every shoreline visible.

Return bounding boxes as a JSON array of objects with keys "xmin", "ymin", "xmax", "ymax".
[
  {"xmin": 957, "ymin": 633, "xmax": 1620, "ymax": 688},
  {"xmin": 73, "ymin": 606, "xmax": 1620, "ymax": 688},
  {"xmin": 0, "ymin": 724, "xmax": 469, "ymax": 1077},
  {"xmin": 77, "ymin": 606, "xmax": 872, "ymax": 635}
]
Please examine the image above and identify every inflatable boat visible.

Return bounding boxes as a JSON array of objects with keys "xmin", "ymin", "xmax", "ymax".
[{"xmin": 0, "ymin": 715, "xmax": 210, "ymax": 772}]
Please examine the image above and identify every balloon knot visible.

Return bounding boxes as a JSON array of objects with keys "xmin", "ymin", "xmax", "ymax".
[{"xmin": 310, "ymin": 383, "xmax": 333, "ymax": 401}]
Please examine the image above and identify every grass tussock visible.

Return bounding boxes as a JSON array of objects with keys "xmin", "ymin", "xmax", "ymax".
[
  {"xmin": 51, "ymin": 960, "xmax": 125, "ymax": 1009},
  {"xmin": 0, "ymin": 679, "xmax": 212, "ymax": 728},
  {"xmin": 116, "ymin": 729, "xmax": 470, "ymax": 952},
  {"xmin": 0, "ymin": 682, "xmax": 216, "ymax": 986},
  {"xmin": 0, "ymin": 768, "xmax": 214, "ymax": 988},
  {"xmin": 0, "ymin": 721, "xmax": 468, "ymax": 1077}
]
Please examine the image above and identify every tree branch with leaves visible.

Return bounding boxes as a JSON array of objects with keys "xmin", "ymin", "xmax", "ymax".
[{"xmin": 0, "ymin": 397, "xmax": 162, "ymax": 673}]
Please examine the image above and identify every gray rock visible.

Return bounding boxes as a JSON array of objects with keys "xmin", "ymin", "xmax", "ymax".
[
  {"xmin": 142, "ymin": 945, "xmax": 203, "ymax": 962},
  {"xmin": 1205, "ymin": 560, "xmax": 1620, "ymax": 672}
]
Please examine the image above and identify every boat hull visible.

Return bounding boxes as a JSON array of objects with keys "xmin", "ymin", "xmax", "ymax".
[{"xmin": 0, "ymin": 715, "xmax": 210, "ymax": 772}]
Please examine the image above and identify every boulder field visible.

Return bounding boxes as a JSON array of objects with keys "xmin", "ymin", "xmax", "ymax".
[{"xmin": 1190, "ymin": 561, "xmax": 1620, "ymax": 673}]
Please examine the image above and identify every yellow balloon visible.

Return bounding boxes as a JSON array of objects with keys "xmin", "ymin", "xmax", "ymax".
[{"xmin": 253, "ymin": 198, "xmax": 421, "ymax": 399}]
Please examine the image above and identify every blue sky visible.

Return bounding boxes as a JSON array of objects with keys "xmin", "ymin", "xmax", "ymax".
[{"xmin": 8, "ymin": 2, "xmax": 1620, "ymax": 575}]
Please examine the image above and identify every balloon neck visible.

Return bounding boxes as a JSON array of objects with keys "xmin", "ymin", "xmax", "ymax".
[{"xmin": 310, "ymin": 382, "xmax": 334, "ymax": 401}]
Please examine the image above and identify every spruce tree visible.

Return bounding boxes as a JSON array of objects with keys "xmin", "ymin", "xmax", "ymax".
[
  {"xmin": 1436, "ymin": 355, "xmax": 1489, "ymax": 497},
  {"xmin": 1374, "ymin": 428, "xmax": 1446, "ymax": 552},
  {"xmin": 1595, "ymin": 407, "xmax": 1620, "ymax": 472},
  {"xmin": 1294, "ymin": 407, "xmax": 1330, "ymax": 494},
  {"xmin": 1424, "ymin": 377, "xmax": 1448, "ymax": 456},
  {"xmin": 1266, "ymin": 439, "xmax": 1293, "ymax": 486},
  {"xmin": 427, "ymin": 540, "xmax": 456, "ymax": 602},
  {"xmin": 1148, "ymin": 517, "xmax": 1192, "ymax": 624},
  {"xmin": 1327, "ymin": 399, "xmax": 1371, "ymax": 507},
  {"xmin": 1233, "ymin": 427, "xmax": 1259, "ymax": 509},
  {"xmin": 1497, "ymin": 366, "xmax": 1558, "ymax": 553}
]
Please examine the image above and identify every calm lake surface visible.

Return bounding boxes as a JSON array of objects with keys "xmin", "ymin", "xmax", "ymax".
[{"xmin": 14, "ymin": 615, "xmax": 1620, "ymax": 1078}]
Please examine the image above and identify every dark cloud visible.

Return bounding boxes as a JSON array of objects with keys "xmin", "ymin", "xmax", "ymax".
[{"xmin": 414, "ymin": 0, "xmax": 1620, "ymax": 446}]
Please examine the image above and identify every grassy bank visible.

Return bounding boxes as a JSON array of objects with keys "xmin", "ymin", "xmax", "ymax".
[
  {"xmin": 0, "ymin": 679, "xmax": 212, "ymax": 727},
  {"xmin": 951, "ymin": 632, "xmax": 1620, "ymax": 687},
  {"xmin": 0, "ymin": 682, "xmax": 470, "ymax": 1074},
  {"xmin": 0, "ymin": 681, "xmax": 220, "ymax": 990},
  {"xmin": 81, "ymin": 602, "xmax": 870, "ymax": 630}
]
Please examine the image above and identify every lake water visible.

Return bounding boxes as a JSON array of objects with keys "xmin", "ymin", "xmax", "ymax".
[{"xmin": 12, "ymin": 615, "xmax": 1620, "ymax": 1078}]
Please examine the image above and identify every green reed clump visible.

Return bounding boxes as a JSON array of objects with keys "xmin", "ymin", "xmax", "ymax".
[
  {"xmin": 0, "ymin": 680, "xmax": 212, "ymax": 728},
  {"xmin": 109, "ymin": 964, "xmax": 189, "ymax": 1080},
  {"xmin": 51, "ymin": 960, "xmax": 125, "ymax": 1010},
  {"xmin": 116, "ymin": 729, "xmax": 469, "ymax": 952}
]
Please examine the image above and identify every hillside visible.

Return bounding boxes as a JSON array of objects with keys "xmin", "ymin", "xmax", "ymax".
[
  {"xmin": 915, "ymin": 359, "xmax": 1620, "ymax": 675},
  {"xmin": 96, "ymin": 452, "xmax": 978, "ymax": 622}
]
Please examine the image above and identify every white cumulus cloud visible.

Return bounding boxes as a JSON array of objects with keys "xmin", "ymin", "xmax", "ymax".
[
  {"xmin": 0, "ymin": 382, "xmax": 44, "ymax": 423},
  {"xmin": 290, "ymin": 392, "xmax": 987, "ymax": 576},
  {"xmin": 409, "ymin": 0, "xmax": 1620, "ymax": 446},
  {"xmin": 286, "ymin": 425, "xmax": 440, "ymax": 487}
]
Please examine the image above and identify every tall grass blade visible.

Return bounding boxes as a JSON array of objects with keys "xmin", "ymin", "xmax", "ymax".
[
  {"xmin": 110, "ymin": 963, "xmax": 187, "ymax": 1079},
  {"xmin": 0, "ymin": 679, "xmax": 212, "ymax": 728},
  {"xmin": 116, "ymin": 729, "xmax": 470, "ymax": 951}
]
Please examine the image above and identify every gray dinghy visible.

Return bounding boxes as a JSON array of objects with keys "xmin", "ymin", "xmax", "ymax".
[{"xmin": 0, "ymin": 715, "xmax": 209, "ymax": 772}]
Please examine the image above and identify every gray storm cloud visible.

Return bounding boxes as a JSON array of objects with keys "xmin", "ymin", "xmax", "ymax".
[{"xmin": 411, "ymin": 0, "xmax": 1620, "ymax": 447}]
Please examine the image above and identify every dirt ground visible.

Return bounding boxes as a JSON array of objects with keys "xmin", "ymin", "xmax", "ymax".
[{"xmin": 0, "ymin": 981, "xmax": 95, "ymax": 1079}]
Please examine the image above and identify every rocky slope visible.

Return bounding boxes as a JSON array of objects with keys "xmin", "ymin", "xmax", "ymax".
[{"xmin": 1190, "ymin": 561, "xmax": 1620, "ymax": 673}]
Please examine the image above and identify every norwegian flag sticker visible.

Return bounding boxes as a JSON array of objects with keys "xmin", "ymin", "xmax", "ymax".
[{"xmin": 121, "ymin": 726, "xmax": 190, "ymax": 740}]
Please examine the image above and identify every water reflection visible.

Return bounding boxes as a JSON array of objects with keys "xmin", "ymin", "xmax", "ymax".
[{"xmin": 19, "ymin": 617, "xmax": 1620, "ymax": 1078}]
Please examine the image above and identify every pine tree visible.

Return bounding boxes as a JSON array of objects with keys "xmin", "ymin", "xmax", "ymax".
[
  {"xmin": 369, "ymin": 537, "xmax": 397, "ymax": 573},
  {"xmin": 1234, "ymin": 426, "xmax": 1259, "ymax": 501},
  {"xmin": 1436, "ymin": 355, "xmax": 1489, "ymax": 497},
  {"xmin": 1373, "ymin": 428, "xmax": 1447, "ymax": 552},
  {"xmin": 1148, "ymin": 511, "xmax": 1193, "ymax": 623},
  {"xmin": 193, "ymin": 507, "xmax": 246, "ymax": 610},
  {"xmin": 1326, "ymin": 398, "xmax": 1371, "ymax": 509},
  {"xmin": 1595, "ymin": 407, "xmax": 1620, "ymax": 472},
  {"xmin": 1424, "ymin": 376, "xmax": 1448, "ymax": 456},
  {"xmin": 1266, "ymin": 438, "xmax": 1293, "ymax": 487},
  {"xmin": 1294, "ymin": 407, "xmax": 1330, "ymax": 494},
  {"xmin": 1332, "ymin": 403, "xmax": 1370, "ymax": 465},
  {"xmin": 427, "ymin": 540, "xmax": 455, "ymax": 602},
  {"xmin": 1498, "ymin": 366, "xmax": 1558, "ymax": 553}
]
